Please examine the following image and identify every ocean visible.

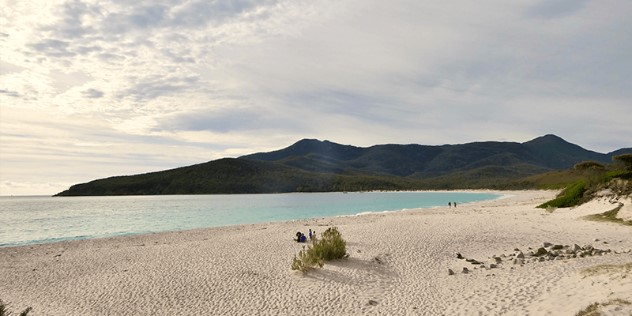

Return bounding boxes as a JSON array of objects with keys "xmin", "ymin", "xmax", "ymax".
[{"xmin": 0, "ymin": 191, "xmax": 500, "ymax": 247}]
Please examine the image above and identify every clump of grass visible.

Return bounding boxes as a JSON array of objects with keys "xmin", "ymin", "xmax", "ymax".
[
  {"xmin": 0, "ymin": 299, "xmax": 32, "ymax": 316},
  {"xmin": 575, "ymin": 299, "xmax": 631, "ymax": 316},
  {"xmin": 291, "ymin": 246, "xmax": 324, "ymax": 272},
  {"xmin": 538, "ymin": 180, "xmax": 586, "ymax": 209},
  {"xmin": 582, "ymin": 262, "xmax": 632, "ymax": 277},
  {"xmin": 583, "ymin": 205, "xmax": 632, "ymax": 226},
  {"xmin": 291, "ymin": 227, "xmax": 347, "ymax": 273}
]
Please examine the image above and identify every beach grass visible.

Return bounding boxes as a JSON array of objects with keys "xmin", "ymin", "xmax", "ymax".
[
  {"xmin": 291, "ymin": 227, "xmax": 347, "ymax": 273},
  {"xmin": 581, "ymin": 262, "xmax": 632, "ymax": 277},
  {"xmin": 575, "ymin": 299, "xmax": 631, "ymax": 316},
  {"xmin": 0, "ymin": 299, "xmax": 32, "ymax": 316},
  {"xmin": 583, "ymin": 205, "xmax": 632, "ymax": 226}
]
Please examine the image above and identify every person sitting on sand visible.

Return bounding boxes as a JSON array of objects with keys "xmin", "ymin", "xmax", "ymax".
[
  {"xmin": 296, "ymin": 231, "xmax": 302, "ymax": 242},
  {"xmin": 300, "ymin": 233, "xmax": 307, "ymax": 243}
]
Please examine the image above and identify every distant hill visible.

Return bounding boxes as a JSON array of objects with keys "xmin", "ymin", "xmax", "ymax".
[{"xmin": 55, "ymin": 134, "xmax": 632, "ymax": 196}]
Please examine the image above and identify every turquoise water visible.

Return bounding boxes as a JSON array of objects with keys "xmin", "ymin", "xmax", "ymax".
[{"xmin": 0, "ymin": 192, "xmax": 499, "ymax": 247}]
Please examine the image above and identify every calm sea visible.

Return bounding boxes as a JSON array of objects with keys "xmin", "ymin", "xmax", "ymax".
[{"xmin": 0, "ymin": 191, "xmax": 499, "ymax": 247}]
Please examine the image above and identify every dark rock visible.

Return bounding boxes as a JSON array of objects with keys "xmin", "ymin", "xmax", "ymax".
[{"xmin": 534, "ymin": 247, "xmax": 548, "ymax": 256}]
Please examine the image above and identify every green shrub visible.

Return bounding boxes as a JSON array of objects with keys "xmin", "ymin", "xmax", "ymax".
[
  {"xmin": 291, "ymin": 227, "xmax": 347, "ymax": 273},
  {"xmin": 613, "ymin": 154, "xmax": 632, "ymax": 171},
  {"xmin": 537, "ymin": 180, "xmax": 586, "ymax": 209},
  {"xmin": 291, "ymin": 246, "xmax": 324, "ymax": 273},
  {"xmin": 574, "ymin": 161, "xmax": 605, "ymax": 171}
]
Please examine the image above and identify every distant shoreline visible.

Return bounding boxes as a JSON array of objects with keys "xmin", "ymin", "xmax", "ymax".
[{"xmin": 0, "ymin": 190, "xmax": 502, "ymax": 248}]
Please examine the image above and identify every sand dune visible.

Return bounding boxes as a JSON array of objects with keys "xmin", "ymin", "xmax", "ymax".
[{"xmin": 1, "ymin": 190, "xmax": 631, "ymax": 315}]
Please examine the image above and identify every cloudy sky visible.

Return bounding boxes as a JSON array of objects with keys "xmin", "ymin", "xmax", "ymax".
[{"xmin": 1, "ymin": 0, "xmax": 631, "ymax": 195}]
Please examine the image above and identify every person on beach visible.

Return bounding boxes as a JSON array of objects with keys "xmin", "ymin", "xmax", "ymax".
[
  {"xmin": 448, "ymin": 202, "xmax": 452, "ymax": 208},
  {"xmin": 454, "ymin": 202, "xmax": 457, "ymax": 207},
  {"xmin": 295, "ymin": 232, "xmax": 307, "ymax": 243},
  {"xmin": 308, "ymin": 229, "xmax": 313, "ymax": 240}
]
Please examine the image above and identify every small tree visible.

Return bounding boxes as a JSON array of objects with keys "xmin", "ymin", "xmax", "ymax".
[
  {"xmin": 573, "ymin": 161, "xmax": 605, "ymax": 171},
  {"xmin": 613, "ymin": 154, "xmax": 632, "ymax": 171}
]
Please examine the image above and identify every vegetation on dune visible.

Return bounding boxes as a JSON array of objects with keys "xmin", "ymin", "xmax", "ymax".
[
  {"xmin": 0, "ymin": 300, "xmax": 32, "ymax": 316},
  {"xmin": 612, "ymin": 153, "xmax": 632, "ymax": 171},
  {"xmin": 537, "ymin": 154, "xmax": 632, "ymax": 209},
  {"xmin": 291, "ymin": 227, "xmax": 347, "ymax": 273},
  {"xmin": 581, "ymin": 262, "xmax": 632, "ymax": 276},
  {"xmin": 583, "ymin": 204, "xmax": 632, "ymax": 226},
  {"xmin": 537, "ymin": 180, "xmax": 587, "ymax": 208},
  {"xmin": 575, "ymin": 299, "xmax": 631, "ymax": 316}
]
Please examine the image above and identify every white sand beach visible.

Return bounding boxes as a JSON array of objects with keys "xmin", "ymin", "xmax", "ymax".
[{"xmin": 1, "ymin": 190, "xmax": 631, "ymax": 315}]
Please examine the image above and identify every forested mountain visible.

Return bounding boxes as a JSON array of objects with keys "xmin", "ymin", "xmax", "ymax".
[{"xmin": 55, "ymin": 134, "xmax": 632, "ymax": 196}]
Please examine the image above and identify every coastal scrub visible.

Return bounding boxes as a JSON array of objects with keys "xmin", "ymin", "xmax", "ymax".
[{"xmin": 291, "ymin": 227, "xmax": 347, "ymax": 273}]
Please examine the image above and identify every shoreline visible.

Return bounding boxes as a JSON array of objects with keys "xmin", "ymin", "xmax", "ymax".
[
  {"xmin": 2, "ymin": 190, "xmax": 631, "ymax": 315},
  {"xmin": 0, "ymin": 190, "xmax": 501, "ymax": 249}
]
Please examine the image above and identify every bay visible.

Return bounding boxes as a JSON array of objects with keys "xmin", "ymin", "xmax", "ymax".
[{"xmin": 0, "ymin": 191, "xmax": 499, "ymax": 247}]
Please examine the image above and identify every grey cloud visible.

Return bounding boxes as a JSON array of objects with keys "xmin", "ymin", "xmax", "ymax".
[
  {"xmin": 75, "ymin": 45, "xmax": 103, "ymax": 55},
  {"xmin": 129, "ymin": 5, "xmax": 169, "ymax": 28},
  {"xmin": 171, "ymin": 0, "xmax": 270, "ymax": 27},
  {"xmin": 161, "ymin": 48, "xmax": 196, "ymax": 63},
  {"xmin": 158, "ymin": 109, "xmax": 262, "ymax": 133},
  {"xmin": 98, "ymin": 0, "xmax": 272, "ymax": 34},
  {"xmin": 38, "ymin": 0, "xmax": 103, "ymax": 41},
  {"xmin": 30, "ymin": 39, "xmax": 76, "ymax": 57},
  {"xmin": 118, "ymin": 75, "xmax": 200, "ymax": 101},
  {"xmin": 286, "ymin": 89, "xmax": 402, "ymax": 123},
  {"xmin": 83, "ymin": 88, "xmax": 104, "ymax": 98},
  {"xmin": 0, "ymin": 89, "xmax": 21, "ymax": 98},
  {"xmin": 26, "ymin": 0, "xmax": 280, "ymax": 69},
  {"xmin": 156, "ymin": 106, "xmax": 305, "ymax": 134},
  {"xmin": 525, "ymin": 0, "xmax": 589, "ymax": 19},
  {"xmin": 0, "ymin": 61, "xmax": 25, "ymax": 75},
  {"xmin": 98, "ymin": 53, "xmax": 126, "ymax": 62}
]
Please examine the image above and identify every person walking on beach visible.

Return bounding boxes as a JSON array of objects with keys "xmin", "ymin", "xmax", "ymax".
[
  {"xmin": 454, "ymin": 202, "xmax": 457, "ymax": 207},
  {"xmin": 448, "ymin": 202, "xmax": 452, "ymax": 208}
]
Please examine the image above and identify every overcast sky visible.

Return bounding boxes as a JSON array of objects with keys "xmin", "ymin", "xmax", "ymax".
[{"xmin": 1, "ymin": 0, "xmax": 631, "ymax": 195}]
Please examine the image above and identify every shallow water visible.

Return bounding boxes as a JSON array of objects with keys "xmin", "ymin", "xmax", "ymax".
[{"xmin": 0, "ymin": 191, "xmax": 499, "ymax": 247}]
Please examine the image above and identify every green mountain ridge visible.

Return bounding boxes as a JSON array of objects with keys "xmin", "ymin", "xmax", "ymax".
[{"xmin": 55, "ymin": 134, "xmax": 632, "ymax": 196}]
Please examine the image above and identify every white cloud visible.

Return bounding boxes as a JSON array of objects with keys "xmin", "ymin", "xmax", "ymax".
[{"xmin": 1, "ymin": 0, "xmax": 631, "ymax": 195}]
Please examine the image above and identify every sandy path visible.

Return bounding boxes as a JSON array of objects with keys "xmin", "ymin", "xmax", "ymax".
[{"xmin": 1, "ymin": 190, "xmax": 631, "ymax": 315}]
